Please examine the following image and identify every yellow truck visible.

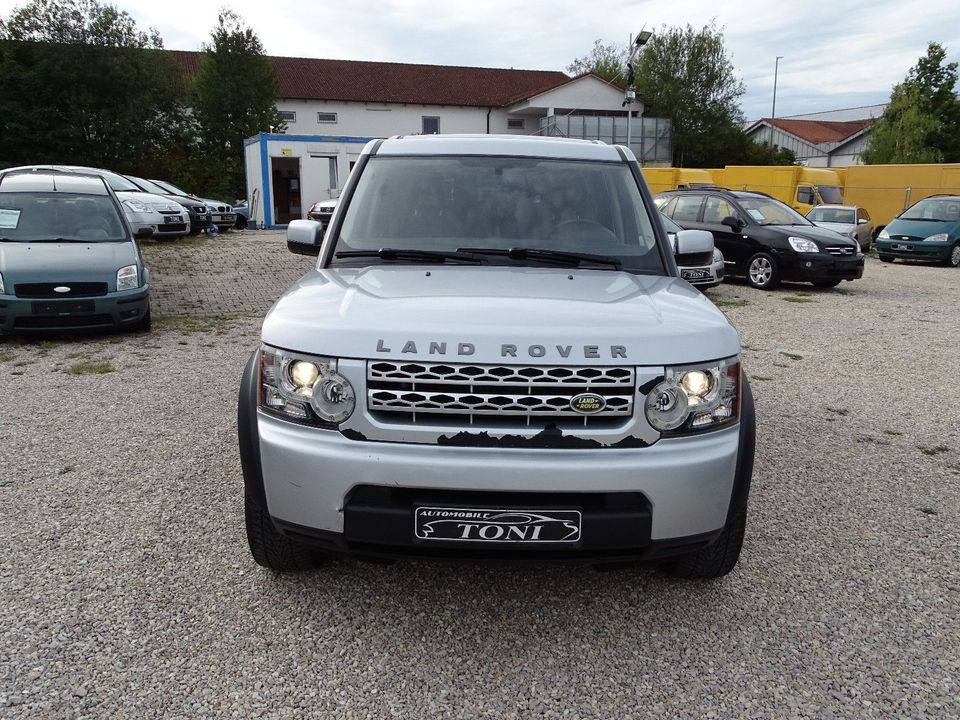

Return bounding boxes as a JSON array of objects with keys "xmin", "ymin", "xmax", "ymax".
[
  {"xmin": 641, "ymin": 168, "xmax": 716, "ymax": 195},
  {"xmin": 720, "ymin": 166, "xmax": 844, "ymax": 214},
  {"xmin": 842, "ymin": 164, "xmax": 960, "ymax": 229}
]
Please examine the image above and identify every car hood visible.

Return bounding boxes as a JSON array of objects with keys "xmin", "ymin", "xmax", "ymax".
[
  {"xmin": 766, "ymin": 223, "xmax": 857, "ymax": 249},
  {"xmin": 262, "ymin": 266, "xmax": 741, "ymax": 366},
  {"xmin": 199, "ymin": 198, "xmax": 232, "ymax": 209},
  {"xmin": 811, "ymin": 221, "xmax": 855, "ymax": 234},
  {"xmin": 161, "ymin": 194, "xmax": 206, "ymax": 211},
  {"xmin": 0, "ymin": 241, "xmax": 137, "ymax": 286},
  {"xmin": 884, "ymin": 218, "xmax": 960, "ymax": 239},
  {"xmin": 115, "ymin": 191, "xmax": 184, "ymax": 212}
]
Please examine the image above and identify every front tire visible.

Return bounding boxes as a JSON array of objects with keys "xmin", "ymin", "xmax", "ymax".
[
  {"xmin": 245, "ymin": 495, "xmax": 318, "ymax": 572},
  {"xmin": 746, "ymin": 252, "xmax": 781, "ymax": 290},
  {"xmin": 661, "ymin": 511, "xmax": 746, "ymax": 579},
  {"xmin": 135, "ymin": 307, "xmax": 152, "ymax": 333},
  {"xmin": 879, "ymin": 255, "xmax": 895, "ymax": 263},
  {"xmin": 235, "ymin": 214, "xmax": 248, "ymax": 230},
  {"xmin": 945, "ymin": 243, "xmax": 960, "ymax": 268}
]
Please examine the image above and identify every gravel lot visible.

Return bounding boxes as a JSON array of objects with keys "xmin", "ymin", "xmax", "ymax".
[{"xmin": 1, "ymin": 231, "xmax": 958, "ymax": 718}]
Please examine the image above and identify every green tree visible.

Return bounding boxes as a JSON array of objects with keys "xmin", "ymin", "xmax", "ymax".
[
  {"xmin": 567, "ymin": 39, "xmax": 626, "ymax": 86},
  {"xmin": 191, "ymin": 9, "xmax": 283, "ymax": 200},
  {"xmin": 863, "ymin": 42, "xmax": 960, "ymax": 163},
  {"xmin": 743, "ymin": 141, "xmax": 797, "ymax": 165},
  {"xmin": 0, "ymin": 0, "xmax": 190, "ymax": 174},
  {"xmin": 634, "ymin": 22, "xmax": 747, "ymax": 167}
]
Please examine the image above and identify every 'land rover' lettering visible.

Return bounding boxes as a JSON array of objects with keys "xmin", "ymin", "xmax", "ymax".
[{"xmin": 379, "ymin": 340, "xmax": 628, "ymax": 359}]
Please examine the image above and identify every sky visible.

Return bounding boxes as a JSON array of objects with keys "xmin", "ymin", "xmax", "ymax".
[{"xmin": 3, "ymin": 0, "xmax": 960, "ymax": 120}]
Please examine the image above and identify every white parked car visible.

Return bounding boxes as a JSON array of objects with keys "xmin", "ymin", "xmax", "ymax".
[
  {"xmin": 2, "ymin": 165, "xmax": 190, "ymax": 239},
  {"xmin": 806, "ymin": 204, "xmax": 874, "ymax": 251},
  {"xmin": 149, "ymin": 180, "xmax": 236, "ymax": 230},
  {"xmin": 661, "ymin": 213, "xmax": 724, "ymax": 288}
]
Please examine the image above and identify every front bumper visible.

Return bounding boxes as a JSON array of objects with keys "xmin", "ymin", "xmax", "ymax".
[
  {"xmin": 875, "ymin": 240, "xmax": 952, "ymax": 261},
  {"xmin": 211, "ymin": 213, "xmax": 237, "ymax": 227},
  {"xmin": 681, "ymin": 260, "xmax": 724, "ymax": 288},
  {"xmin": 0, "ymin": 287, "xmax": 149, "ymax": 333},
  {"xmin": 778, "ymin": 252, "xmax": 864, "ymax": 283}
]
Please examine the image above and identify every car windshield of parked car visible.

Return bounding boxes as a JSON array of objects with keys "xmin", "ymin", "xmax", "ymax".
[
  {"xmin": 129, "ymin": 176, "xmax": 172, "ymax": 196},
  {"xmin": 738, "ymin": 196, "xmax": 812, "ymax": 226},
  {"xmin": 152, "ymin": 180, "xmax": 189, "ymax": 196},
  {"xmin": 808, "ymin": 207, "xmax": 855, "ymax": 224},
  {"xmin": 900, "ymin": 198, "xmax": 960, "ymax": 222},
  {"xmin": 0, "ymin": 192, "xmax": 126, "ymax": 242},
  {"xmin": 817, "ymin": 186, "xmax": 844, "ymax": 204},
  {"xmin": 335, "ymin": 156, "xmax": 664, "ymax": 273}
]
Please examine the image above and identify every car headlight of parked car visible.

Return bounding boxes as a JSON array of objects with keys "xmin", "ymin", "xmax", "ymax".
[
  {"xmin": 644, "ymin": 357, "xmax": 740, "ymax": 434},
  {"xmin": 878, "ymin": 229, "xmax": 890, "ymax": 239},
  {"xmin": 712, "ymin": 248, "xmax": 723, "ymax": 263},
  {"xmin": 123, "ymin": 199, "xmax": 152, "ymax": 213},
  {"xmin": 924, "ymin": 233, "xmax": 949, "ymax": 242},
  {"xmin": 116, "ymin": 265, "xmax": 138, "ymax": 291},
  {"xmin": 788, "ymin": 237, "xmax": 819, "ymax": 253},
  {"xmin": 0, "ymin": 272, "xmax": 5, "ymax": 295},
  {"xmin": 259, "ymin": 345, "xmax": 356, "ymax": 425}
]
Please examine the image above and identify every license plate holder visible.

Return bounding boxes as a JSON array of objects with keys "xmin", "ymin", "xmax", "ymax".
[
  {"xmin": 32, "ymin": 300, "xmax": 94, "ymax": 315},
  {"xmin": 414, "ymin": 506, "xmax": 581, "ymax": 543},
  {"xmin": 681, "ymin": 268, "xmax": 711, "ymax": 281},
  {"xmin": 164, "ymin": 215, "xmax": 182, "ymax": 224},
  {"xmin": 892, "ymin": 243, "xmax": 911, "ymax": 251}
]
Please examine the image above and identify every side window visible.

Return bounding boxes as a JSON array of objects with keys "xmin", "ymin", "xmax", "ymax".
[
  {"xmin": 703, "ymin": 196, "xmax": 736, "ymax": 224},
  {"xmin": 797, "ymin": 186, "xmax": 815, "ymax": 205},
  {"xmin": 672, "ymin": 195, "xmax": 704, "ymax": 223},
  {"xmin": 858, "ymin": 208, "xmax": 870, "ymax": 221}
]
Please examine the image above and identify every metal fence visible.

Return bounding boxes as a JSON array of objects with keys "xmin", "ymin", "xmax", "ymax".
[{"xmin": 538, "ymin": 115, "xmax": 673, "ymax": 165}]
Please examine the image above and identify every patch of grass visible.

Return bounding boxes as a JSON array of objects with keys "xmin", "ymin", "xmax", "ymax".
[
  {"xmin": 784, "ymin": 296, "xmax": 815, "ymax": 304},
  {"xmin": 919, "ymin": 445, "xmax": 949, "ymax": 456},
  {"xmin": 826, "ymin": 406, "xmax": 849, "ymax": 416},
  {"xmin": 36, "ymin": 340, "xmax": 58, "ymax": 356},
  {"xmin": 780, "ymin": 351, "xmax": 803, "ymax": 361},
  {"xmin": 834, "ymin": 287, "xmax": 851, "ymax": 295},
  {"xmin": 65, "ymin": 351, "xmax": 92, "ymax": 359},
  {"xmin": 795, "ymin": 290, "xmax": 814, "ymax": 297},
  {"xmin": 12, "ymin": 360, "xmax": 28, "ymax": 367},
  {"xmin": 66, "ymin": 359, "xmax": 114, "ymax": 375},
  {"xmin": 0, "ymin": 351, "xmax": 14, "ymax": 362},
  {"xmin": 883, "ymin": 429, "xmax": 903, "ymax": 437},
  {"xmin": 751, "ymin": 375, "xmax": 772, "ymax": 382},
  {"xmin": 712, "ymin": 298, "xmax": 750, "ymax": 309},
  {"xmin": 58, "ymin": 465, "xmax": 75, "ymax": 475},
  {"xmin": 154, "ymin": 314, "xmax": 237, "ymax": 334}
]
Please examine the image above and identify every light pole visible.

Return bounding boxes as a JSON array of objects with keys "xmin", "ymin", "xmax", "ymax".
[
  {"xmin": 625, "ymin": 29, "xmax": 653, "ymax": 157},
  {"xmin": 771, "ymin": 56, "xmax": 784, "ymax": 119}
]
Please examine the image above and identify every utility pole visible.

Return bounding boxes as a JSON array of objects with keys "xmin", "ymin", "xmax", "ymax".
[
  {"xmin": 771, "ymin": 56, "xmax": 784, "ymax": 118},
  {"xmin": 624, "ymin": 30, "xmax": 653, "ymax": 158}
]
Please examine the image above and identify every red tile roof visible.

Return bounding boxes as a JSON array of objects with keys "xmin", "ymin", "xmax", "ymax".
[
  {"xmin": 758, "ymin": 118, "xmax": 872, "ymax": 145},
  {"xmin": 168, "ymin": 50, "xmax": 572, "ymax": 108}
]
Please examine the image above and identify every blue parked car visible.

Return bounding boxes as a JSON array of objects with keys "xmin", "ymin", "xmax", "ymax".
[{"xmin": 876, "ymin": 195, "xmax": 960, "ymax": 267}]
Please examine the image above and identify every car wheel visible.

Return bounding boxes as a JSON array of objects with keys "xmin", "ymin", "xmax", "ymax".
[
  {"xmin": 235, "ymin": 214, "xmax": 248, "ymax": 230},
  {"xmin": 661, "ymin": 511, "xmax": 746, "ymax": 579},
  {"xmin": 812, "ymin": 279, "xmax": 841, "ymax": 288},
  {"xmin": 879, "ymin": 255, "xmax": 895, "ymax": 263},
  {"xmin": 945, "ymin": 243, "xmax": 960, "ymax": 268},
  {"xmin": 746, "ymin": 252, "xmax": 781, "ymax": 290},
  {"xmin": 245, "ymin": 495, "xmax": 318, "ymax": 572},
  {"xmin": 135, "ymin": 307, "xmax": 152, "ymax": 333}
]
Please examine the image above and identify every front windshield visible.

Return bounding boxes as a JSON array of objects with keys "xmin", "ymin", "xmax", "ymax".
[
  {"xmin": 129, "ymin": 176, "xmax": 171, "ymax": 196},
  {"xmin": 334, "ymin": 156, "xmax": 665, "ymax": 273},
  {"xmin": 808, "ymin": 207, "xmax": 854, "ymax": 224},
  {"xmin": 153, "ymin": 179, "xmax": 188, "ymax": 196},
  {"xmin": 738, "ymin": 196, "xmax": 812, "ymax": 226},
  {"xmin": 83, "ymin": 170, "xmax": 139, "ymax": 193},
  {"xmin": 817, "ymin": 185, "xmax": 844, "ymax": 204},
  {"xmin": 900, "ymin": 197, "xmax": 960, "ymax": 222},
  {"xmin": 0, "ymin": 192, "xmax": 126, "ymax": 242}
]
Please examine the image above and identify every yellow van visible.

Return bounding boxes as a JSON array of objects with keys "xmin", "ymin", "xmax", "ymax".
[
  {"xmin": 641, "ymin": 168, "xmax": 716, "ymax": 195},
  {"xmin": 721, "ymin": 166, "xmax": 844, "ymax": 214},
  {"xmin": 843, "ymin": 164, "xmax": 960, "ymax": 229}
]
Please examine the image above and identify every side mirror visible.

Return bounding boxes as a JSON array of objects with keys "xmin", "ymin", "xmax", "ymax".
[
  {"xmin": 287, "ymin": 219, "xmax": 323, "ymax": 256},
  {"xmin": 858, "ymin": 218, "xmax": 868, "ymax": 225},
  {"xmin": 134, "ymin": 227, "xmax": 154, "ymax": 240},
  {"xmin": 720, "ymin": 215, "xmax": 743, "ymax": 232},
  {"xmin": 675, "ymin": 229, "xmax": 714, "ymax": 256}
]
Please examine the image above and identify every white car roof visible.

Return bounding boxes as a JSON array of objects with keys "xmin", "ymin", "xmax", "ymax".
[{"xmin": 371, "ymin": 134, "xmax": 633, "ymax": 162}]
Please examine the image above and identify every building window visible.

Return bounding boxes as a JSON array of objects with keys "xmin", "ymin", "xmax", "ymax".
[
  {"xmin": 507, "ymin": 118, "xmax": 525, "ymax": 129},
  {"xmin": 278, "ymin": 110, "xmax": 296, "ymax": 123},
  {"xmin": 422, "ymin": 116, "xmax": 440, "ymax": 135},
  {"xmin": 317, "ymin": 112, "xmax": 338, "ymax": 124}
]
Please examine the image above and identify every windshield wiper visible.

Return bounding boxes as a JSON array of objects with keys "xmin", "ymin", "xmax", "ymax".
[
  {"xmin": 457, "ymin": 247, "xmax": 622, "ymax": 270},
  {"xmin": 30, "ymin": 237, "xmax": 94, "ymax": 243},
  {"xmin": 335, "ymin": 248, "xmax": 487, "ymax": 264},
  {"xmin": 901, "ymin": 217, "xmax": 942, "ymax": 222}
]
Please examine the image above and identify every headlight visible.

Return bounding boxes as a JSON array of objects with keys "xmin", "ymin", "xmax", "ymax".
[
  {"xmin": 878, "ymin": 229, "xmax": 890, "ymax": 239},
  {"xmin": 123, "ymin": 199, "xmax": 152, "ymax": 213},
  {"xmin": 925, "ymin": 233, "xmax": 949, "ymax": 242},
  {"xmin": 712, "ymin": 248, "xmax": 723, "ymax": 263},
  {"xmin": 644, "ymin": 357, "xmax": 740, "ymax": 434},
  {"xmin": 0, "ymin": 272, "xmax": 5, "ymax": 295},
  {"xmin": 259, "ymin": 345, "xmax": 355, "ymax": 426},
  {"xmin": 788, "ymin": 236, "xmax": 819, "ymax": 253},
  {"xmin": 116, "ymin": 265, "xmax": 138, "ymax": 291}
]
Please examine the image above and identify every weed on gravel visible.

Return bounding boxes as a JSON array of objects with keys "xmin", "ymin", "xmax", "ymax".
[
  {"xmin": 66, "ymin": 359, "xmax": 114, "ymax": 375},
  {"xmin": 919, "ymin": 445, "xmax": 950, "ymax": 456},
  {"xmin": 712, "ymin": 298, "xmax": 750, "ymax": 309},
  {"xmin": 155, "ymin": 314, "xmax": 238, "ymax": 334},
  {"xmin": 780, "ymin": 351, "xmax": 803, "ymax": 361}
]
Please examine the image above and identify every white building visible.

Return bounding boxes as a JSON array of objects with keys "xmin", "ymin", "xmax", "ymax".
[{"xmin": 171, "ymin": 52, "xmax": 656, "ymax": 228}]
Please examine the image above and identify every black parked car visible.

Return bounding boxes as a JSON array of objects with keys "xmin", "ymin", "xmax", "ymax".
[
  {"xmin": 655, "ymin": 188, "xmax": 863, "ymax": 290},
  {"xmin": 124, "ymin": 176, "xmax": 211, "ymax": 234}
]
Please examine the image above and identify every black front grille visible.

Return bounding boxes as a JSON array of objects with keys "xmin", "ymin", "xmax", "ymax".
[
  {"xmin": 825, "ymin": 245, "xmax": 856, "ymax": 256},
  {"xmin": 155, "ymin": 224, "xmax": 188, "ymax": 233},
  {"xmin": 675, "ymin": 251, "xmax": 713, "ymax": 266},
  {"xmin": 14, "ymin": 313, "xmax": 113, "ymax": 329},
  {"xmin": 15, "ymin": 282, "xmax": 108, "ymax": 298}
]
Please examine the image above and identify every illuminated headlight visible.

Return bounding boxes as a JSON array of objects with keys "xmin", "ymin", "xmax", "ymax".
[
  {"xmin": 123, "ymin": 199, "xmax": 152, "ymax": 213},
  {"xmin": 644, "ymin": 357, "xmax": 740, "ymax": 434},
  {"xmin": 878, "ymin": 229, "xmax": 890, "ymax": 239},
  {"xmin": 925, "ymin": 233, "xmax": 949, "ymax": 243},
  {"xmin": 116, "ymin": 265, "xmax": 138, "ymax": 291},
  {"xmin": 788, "ymin": 236, "xmax": 819, "ymax": 253},
  {"xmin": 259, "ymin": 345, "xmax": 355, "ymax": 425}
]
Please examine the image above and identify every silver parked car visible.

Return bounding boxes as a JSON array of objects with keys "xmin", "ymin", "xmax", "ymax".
[
  {"xmin": 806, "ymin": 204, "xmax": 874, "ymax": 251},
  {"xmin": 661, "ymin": 213, "xmax": 724, "ymax": 288}
]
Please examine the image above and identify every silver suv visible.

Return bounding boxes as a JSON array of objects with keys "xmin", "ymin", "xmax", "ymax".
[{"xmin": 239, "ymin": 135, "xmax": 756, "ymax": 579}]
